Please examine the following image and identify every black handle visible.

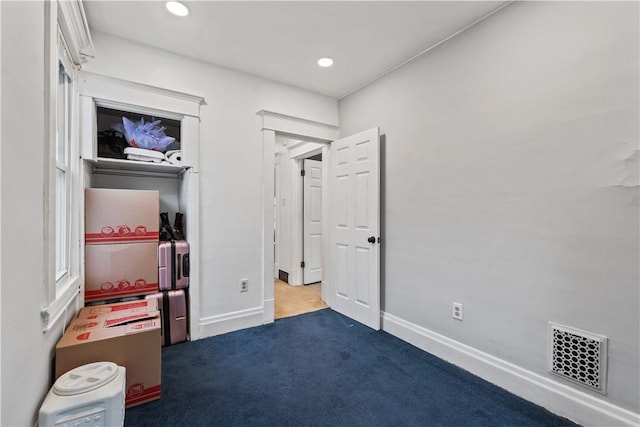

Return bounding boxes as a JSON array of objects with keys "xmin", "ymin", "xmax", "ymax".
[
  {"xmin": 160, "ymin": 212, "xmax": 176, "ymax": 241},
  {"xmin": 368, "ymin": 236, "xmax": 376, "ymax": 244},
  {"xmin": 183, "ymin": 254, "xmax": 190, "ymax": 277}
]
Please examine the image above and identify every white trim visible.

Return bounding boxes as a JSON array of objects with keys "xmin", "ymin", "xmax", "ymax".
[
  {"xmin": 263, "ymin": 298, "xmax": 275, "ymax": 325},
  {"xmin": 260, "ymin": 113, "xmax": 337, "ymax": 325},
  {"xmin": 57, "ymin": 0, "xmax": 94, "ymax": 64},
  {"xmin": 44, "ymin": 0, "xmax": 57, "ymax": 319},
  {"xmin": 180, "ymin": 169, "xmax": 201, "ymax": 340},
  {"xmin": 283, "ymin": 140, "xmax": 309, "ymax": 151},
  {"xmin": 381, "ymin": 311, "xmax": 640, "ymax": 427},
  {"xmin": 181, "ymin": 115, "xmax": 201, "ymax": 172},
  {"xmin": 0, "ymin": 1, "xmax": 3, "ymax": 419},
  {"xmin": 93, "ymin": 98, "xmax": 185, "ymax": 122},
  {"xmin": 262, "ymin": 129, "xmax": 277, "ymax": 324},
  {"xmin": 80, "ymin": 71, "xmax": 204, "ymax": 117},
  {"xmin": 288, "ymin": 142, "xmax": 325, "ymax": 160},
  {"xmin": 320, "ymin": 145, "xmax": 331, "ymax": 306},
  {"xmin": 43, "ymin": 0, "xmax": 84, "ymax": 333},
  {"xmin": 290, "ymin": 159, "xmax": 303, "ymax": 286},
  {"xmin": 274, "ymin": 160, "xmax": 281, "ymax": 281},
  {"xmin": 257, "ymin": 110, "xmax": 339, "ymax": 141},
  {"xmin": 199, "ymin": 307, "xmax": 264, "ymax": 338},
  {"xmin": 54, "ymin": 45, "xmax": 74, "ymax": 294},
  {"xmin": 41, "ymin": 278, "xmax": 80, "ymax": 332}
]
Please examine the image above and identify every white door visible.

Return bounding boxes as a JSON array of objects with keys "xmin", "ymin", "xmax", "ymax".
[
  {"xmin": 329, "ymin": 127, "xmax": 380, "ymax": 330},
  {"xmin": 303, "ymin": 159, "xmax": 323, "ymax": 284}
]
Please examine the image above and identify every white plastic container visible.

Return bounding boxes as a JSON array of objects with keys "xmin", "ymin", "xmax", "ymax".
[
  {"xmin": 39, "ymin": 362, "xmax": 126, "ymax": 427},
  {"xmin": 124, "ymin": 147, "xmax": 165, "ymax": 163}
]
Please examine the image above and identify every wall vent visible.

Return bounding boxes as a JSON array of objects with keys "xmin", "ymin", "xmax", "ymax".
[
  {"xmin": 549, "ymin": 323, "xmax": 608, "ymax": 394},
  {"xmin": 278, "ymin": 269, "xmax": 289, "ymax": 284}
]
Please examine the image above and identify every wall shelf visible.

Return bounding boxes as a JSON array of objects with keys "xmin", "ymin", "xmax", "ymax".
[{"xmin": 87, "ymin": 157, "xmax": 186, "ymax": 176}]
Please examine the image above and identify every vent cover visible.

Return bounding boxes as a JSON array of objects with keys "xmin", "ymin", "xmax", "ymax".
[{"xmin": 549, "ymin": 323, "xmax": 608, "ymax": 394}]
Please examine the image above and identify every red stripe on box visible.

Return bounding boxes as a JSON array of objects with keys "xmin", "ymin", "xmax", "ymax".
[
  {"xmin": 125, "ymin": 384, "xmax": 161, "ymax": 407},
  {"xmin": 85, "ymin": 231, "xmax": 159, "ymax": 244},
  {"xmin": 87, "ymin": 301, "xmax": 149, "ymax": 312},
  {"xmin": 103, "ymin": 312, "xmax": 155, "ymax": 327},
  {"xmin": 126, "ymin": 391, "xmax": 161, "ymax": 407},
  {"xmin": 84, "ymin": 283, "xmax": 159, "ymax": 302}
]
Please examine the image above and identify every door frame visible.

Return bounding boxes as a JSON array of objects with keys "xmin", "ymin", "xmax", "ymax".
[
  {"xmin": 301, "ymin": 155, "xmax": 325, "ymax": 285},
  {"xmin": 273, "ymin": 160, "xmax": 281, "ymax": 280},
  {"xmin": 273, "ymin": 144, "xmax": 322, "ymax": 286},
  {"xmin": 291, "ymin": 147, "xmax": 325, "ymax": 286},
  {"xmin": 258, "ymin": 110, "xmax": 339, "ymax": 324}
]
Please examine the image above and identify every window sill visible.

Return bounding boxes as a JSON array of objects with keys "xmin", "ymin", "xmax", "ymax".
[{"xmin": 41, "ymin": 275, "xmax": 80, "ymax": 333}]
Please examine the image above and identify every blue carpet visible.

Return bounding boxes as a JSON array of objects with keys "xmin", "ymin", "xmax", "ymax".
[{"xmin": 125, "ymin": 309, "xmax": 579, "ymax": 426}]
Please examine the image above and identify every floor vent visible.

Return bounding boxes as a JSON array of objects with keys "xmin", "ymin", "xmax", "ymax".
[
  {"xmin": 278, "ymin": 270, "xmax": 289, "ymax": 284},
  {"xmin": 549, "ymin": 323, "xmax": 608, "ymax": 394}
]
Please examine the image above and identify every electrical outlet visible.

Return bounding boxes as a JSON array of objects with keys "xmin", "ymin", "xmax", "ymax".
[
  {"xmin": 452, "ymin": 302, "xmax": 463, "ymax": 320},
  {"xmin": 240, "ymin": 279, "xmax": 248, "ymax": 292}
]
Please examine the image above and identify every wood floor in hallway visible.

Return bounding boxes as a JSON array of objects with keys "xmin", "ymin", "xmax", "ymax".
[{"xmin": 274, "ymin": 279, "xmax": 328, "ymax": 319}]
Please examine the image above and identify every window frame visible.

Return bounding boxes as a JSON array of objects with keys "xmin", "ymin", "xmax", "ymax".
[
  {"xmin": 41, "ymin": 1, "xmax": 88, "ymax": 332},
  {"xmin": 55, "ymin": 42, "xmax": 72, "ymax": 285}
]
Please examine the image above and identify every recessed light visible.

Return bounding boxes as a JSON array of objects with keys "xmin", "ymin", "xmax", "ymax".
[
  {"xmin": 317, "ymin": 57, "xmax": 334, "ymax": 68},
  {"xmin": 166, "ymin": 1, "xmax": 189, "ymax": 17}
]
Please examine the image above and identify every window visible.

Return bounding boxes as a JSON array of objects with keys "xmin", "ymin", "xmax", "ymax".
[
  {"xmin": 40, "ymin": 1, "xmax": 90, "ymax": 331},
  {"xmin": 55, "ymin": 58, "xmax": 72, "ymax": 288}
]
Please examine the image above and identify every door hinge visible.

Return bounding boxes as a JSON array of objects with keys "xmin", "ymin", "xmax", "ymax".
[
  {"xmin": 300, "ymin": 261, "xmax": 305, "ymax": 268},
  {"xmin": 301, "ymin": 169, "xmax": 306, "ymax": 177}
]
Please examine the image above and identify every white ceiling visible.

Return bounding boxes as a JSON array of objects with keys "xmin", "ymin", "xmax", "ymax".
[{"xmin": 84, "ymin": 1, "xmax": 509, "ymax": 99}]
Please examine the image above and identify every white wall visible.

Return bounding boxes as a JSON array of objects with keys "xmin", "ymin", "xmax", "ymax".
[
  {"xmin": 83, "ymin": 32, "xmax": 338, "ymax": 335},
  {"xmin": 274, "ymin": 136, "xmax": 297, "ymax": 280},
  {"xmin": 339, "ymin": 0, "xmax": 639, "ymax": 419},
  {"xmin": 1, "ymin": 2, "xmax": 79, "ymax": 425},
  {"xmin": 0, "ymin": 0, "xmax": 3, "ymax": 421}
]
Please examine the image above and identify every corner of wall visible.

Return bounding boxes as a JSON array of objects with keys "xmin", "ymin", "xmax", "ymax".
[{"xmin": 381, "ymin": 311, "xmax": 640, "ymax": 427}]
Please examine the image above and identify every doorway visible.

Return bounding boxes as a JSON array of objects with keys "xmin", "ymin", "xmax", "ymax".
[
  {"xmin": 259, "ymin": 110, "xmax": 381, "ymax": 331},
  {"xmin": 273, "ymin": 135, "xmax": 328, "ymax": 319}
]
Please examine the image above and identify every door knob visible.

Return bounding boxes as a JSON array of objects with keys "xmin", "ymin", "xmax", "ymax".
[{"xmin": 368, "ymin": 236, "xmax": 376, "ymax": 244}]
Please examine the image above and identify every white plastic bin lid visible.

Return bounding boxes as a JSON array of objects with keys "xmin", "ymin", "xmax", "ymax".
[{"xmin": 53, "ymin": 362, "xmax": 120, "ymax": 396}]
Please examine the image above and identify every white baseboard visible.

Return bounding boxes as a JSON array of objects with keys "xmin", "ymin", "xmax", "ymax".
[
  {"xmin": 263, "ymin": 298, "xmax": 275, "ymax": 324},
  {"xmin": 198, "ymin": 306, "xmax": 264, "ymax": 339},
  {"xmin": 381, "ymin": 311, "xmax": 640, "ymax": 427}
]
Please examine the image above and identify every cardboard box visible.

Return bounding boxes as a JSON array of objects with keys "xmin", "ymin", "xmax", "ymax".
[
  {"xmin": 56, "ymin": 302, "xmax": 161, "ymax": 408},
  {"xmin": 85, "ymin": 242, "xmax": 159, "ymax": 302},
  {"xmin": 85, "ymin": 188, "xmax": 159, "ymax": 244},
  {"xmin": 78, "ymin": 299, "xmax": 159, "ymax": 319},
  {"xmin": 68, "ymin": 310, "xmax": 161, "ymax": 331}
]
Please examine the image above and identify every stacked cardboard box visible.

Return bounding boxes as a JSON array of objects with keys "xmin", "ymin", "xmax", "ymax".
[
  {"xmin": 84, "ymin": 188, "xmax": 160, "ymax": 302},
  {"xmin": 54, "ymin": 188, "xmax": 164, "ymax": 407},
  {"xmin": 55, "ymin": 300, "xmax": 162, "ymax": 407}
]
